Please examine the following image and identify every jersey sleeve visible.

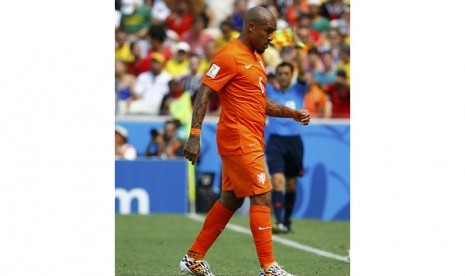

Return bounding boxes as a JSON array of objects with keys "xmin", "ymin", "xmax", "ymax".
[{"xmin": 202, "ymin": 50, "xmax": 237, "ymax": 93}]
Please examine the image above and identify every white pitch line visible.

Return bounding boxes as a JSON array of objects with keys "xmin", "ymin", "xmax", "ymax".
[{"xmin": 187, "ymin": 213, "xmax": 349, "ymax": 263}]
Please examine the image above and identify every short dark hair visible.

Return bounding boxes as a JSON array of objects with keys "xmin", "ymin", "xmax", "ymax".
[{"xmin": 276, "ymin": 61, "xmax": 294, "ymax": 73}]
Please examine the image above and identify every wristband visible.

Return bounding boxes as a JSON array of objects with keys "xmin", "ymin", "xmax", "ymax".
[{"xmin": 190, "ymin": 128, "xmax": 201, "ymax": 136}]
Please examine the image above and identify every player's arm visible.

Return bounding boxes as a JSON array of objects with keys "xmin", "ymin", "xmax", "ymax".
[
  {"xmin": 266, "ymin": 98, "xmax": 310, "ymax": 125},
  {"xmin": 183, "ymin": 84, "xmax": 216, "ymax": 165}
]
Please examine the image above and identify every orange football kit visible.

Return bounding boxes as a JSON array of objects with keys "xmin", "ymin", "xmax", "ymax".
[
  {"xmin": 188, "ymin": 40, "xmax": 276, "ymax": 268},
  {"xmin": 202, "ymin": 39, "xmax": 272, "ymax": 197}
]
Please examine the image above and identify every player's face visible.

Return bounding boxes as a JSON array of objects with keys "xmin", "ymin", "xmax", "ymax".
[
  {"xmin": 251, "ymin": 18, "xmax": 276, "ymax": 54},
  {"xmin": 276, "ymin": 66, "xmax": 293, "ymax": 88}
]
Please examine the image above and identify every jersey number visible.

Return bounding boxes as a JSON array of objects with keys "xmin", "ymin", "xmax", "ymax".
[{"xmin": 259, "ymin": 76, "xmax": 265, "ymax": 94}]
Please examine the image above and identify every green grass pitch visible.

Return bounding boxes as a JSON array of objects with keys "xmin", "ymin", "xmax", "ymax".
[{"xmin": 116, "ymin": 214, "xmax": 350, "ymax": 275}]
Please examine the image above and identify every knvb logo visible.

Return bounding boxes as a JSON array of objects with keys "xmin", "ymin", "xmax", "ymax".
[
  {"xmin": 256, "ymin": 172, "xmax": 266, "ymax": 185},
  {"xmin": 115, "ymin": 188, "xmax": 149, "ymax": 214}
]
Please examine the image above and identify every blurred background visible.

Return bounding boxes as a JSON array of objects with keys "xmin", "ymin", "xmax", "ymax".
[{"xmin": 114, "ymin": 0, "xmax": 350, "ymax": 221}]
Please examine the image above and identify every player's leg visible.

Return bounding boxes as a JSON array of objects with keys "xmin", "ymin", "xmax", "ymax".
[
  {"xmin": 180, "ymin": 168, "xmax": 243, "ymax": 275},
  {"xmin": 225, "ymin": 150, "xmax": 294, "ymax": 275},
  {"xmin": 188, "ymin": 191, "xmax": 243, "ymax": 259},
  {"xmin": 250, "ymin": 192, "xmax": 275, "ymax": 270},
  {"xmin": 251, "ymin": 192, "xmax": 295, "ymax": 276}
]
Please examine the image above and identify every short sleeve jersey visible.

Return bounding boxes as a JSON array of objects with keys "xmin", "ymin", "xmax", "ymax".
[{"xmin": 202, "ymin": 40, "xmax": 268, "ymax": 156}]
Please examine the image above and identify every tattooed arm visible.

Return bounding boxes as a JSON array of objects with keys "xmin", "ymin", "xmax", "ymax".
[
  {"xmin": 183, "ymin": 84, "xmax": 216, "ymax": 165},
  {"xmin": 266, "ymin": 98, "xmax": 310, "ymax": 125}
]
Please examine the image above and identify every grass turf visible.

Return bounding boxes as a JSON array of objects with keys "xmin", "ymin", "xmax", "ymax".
[{"xmin": 116, "ymin": 214, "xmax": 350, "ymax": 276}]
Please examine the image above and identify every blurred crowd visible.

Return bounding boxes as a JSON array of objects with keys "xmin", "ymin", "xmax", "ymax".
[{"xmin": 115, "ymin": 0, "xmax": 350, "ymax": 120}]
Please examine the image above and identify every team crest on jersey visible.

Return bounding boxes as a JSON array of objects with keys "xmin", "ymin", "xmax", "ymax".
[
  {"xmin": 207, "ymin": 64, "xmax": 220, "ymax": 78},
  {"xmin": 257, "ymin": 172, "xmax": 266, "ymax": 185}
]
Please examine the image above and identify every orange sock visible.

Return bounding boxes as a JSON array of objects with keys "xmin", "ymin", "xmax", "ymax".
[
  {"xmin": 189, "ymin": 200, "xmax": 234, "ymax": 260},
  {"xmin": 250, "ymin": 205, "xmax": 275, "ymax": 268}
]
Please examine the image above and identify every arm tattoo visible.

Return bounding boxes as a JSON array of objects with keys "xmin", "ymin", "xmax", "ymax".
[
  {"xmin": 266, "ymin": 98, "xmax": 296, "ymax": 118},
  {"xmin": 191, "ymin": 84, "xmax": 215, "ymax": 129}
]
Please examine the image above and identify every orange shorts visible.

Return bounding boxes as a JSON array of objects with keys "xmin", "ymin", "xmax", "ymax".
[{"xmin": 221, "ymin": 151, "xmax": 272, "ymax": 198}]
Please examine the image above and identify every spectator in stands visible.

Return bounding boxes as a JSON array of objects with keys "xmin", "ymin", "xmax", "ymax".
[
  {"xmin": 115, "ymin": 1, "xmax": 122, "ymax": 30},
  {"xmin": 115, "ymin": 125, "xmax": 137, "ymax": 160},
  {"xmin": 115, "ymin": 30, "xmax": 134, "ymax": 63},
  {"xmin": 266, "ymin": 4, "xmax": 289, "ymax": 30},
  {"xmin": 165, "ymin": 41, "xmax": 191, "ymax": 78},
  {"xmin": 322, "ymin": 27, "xmax": 344, "ymax": 64},
  {"xmin": 136, "ymin": 25, "xmax": 172, "ymax": 76},
  {"xmin": 202, "ymin": 39, "xmax": 216, "ymax": 67},
  {"xmin": 263, "ymin": 44, "xmax": 282, "ymax": 74},
  {"xmin": 296, "ymin": 15, "xmax": 323, "ymax": 48},
  {"xmin": 120, "ymin": 0, "xmax": 152, "ymax": 39},
  {"xmin": 115, "ymin": 59, "xmax": 136, "ymax": 114},
  {"xmin": 285, "ymin": 0, "xmax": 310, "ymax": 27},
  {"xmin": 230, "ymin": 0, "xmax": 249, "ymax": 31},
  {"xmin": 304, "ymin": 72, "xmax": 328, "ymax": 118},
  {"xmin": 179, "ymin": 54, "xmax": 204, "ymax": 101},
  {"xmin": 325, "ymin": 70, "xmax": 350, "ymax": 118},
  {"xmin": 166, "ymin": 0, "xmax": 194, "ymax": 37},
  {"xmin": 127, "ymin": 41, "xmax": 151, "ymax": 76},
  {"xmin": 126, "ymin": 53, "xmax": 172, "ymax": 114},
  {"xmin": 159, "ymin": 79, "xmax": 183, "ymax": 115},
  {"xmin": 151, "ymin": 0, "xmax": 171, "ymax": 26},
  {"xmin": 330, "ymin": 5, "xmax": 350, "ymax": 45},
  {"xmin": 307, "ymin": 46, "xmax": 324, "ymax": 72},
  {"xmin": 144, "ymin": 128, "xmax": 161, "ymax": 157},
  {"xmin": 307, "ymin": 0, "xmax": 331, "ymax": 33},
  {"xmin": 313, "ymin": 51, "xmax": 337, "ymax": 85},
  {"xmin": 215, "ymin": 19, "xmax": 240, "ymax": 50},
  {"xmin": 155, "ymin": 120, "xmax": 185, "ymax": 158},
  {"xmin": 320, "ymin": 0, "xmax": 349, "ymax": 21},
  {"xmin": 182, "ymin": 13, "xmax": 214, "ymax": 57},
  {"xmin": 193, "ymin": 0, "xmax": 216, "ymax": 28},
  {"xmin": 337, "ymin": 44, "xmax": 350, "ymax": 84}
]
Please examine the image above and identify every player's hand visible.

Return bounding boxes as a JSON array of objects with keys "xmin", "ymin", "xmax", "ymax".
[
  {"xmin": 183, "ymin": 135, "xmax": 201, "ymax": 165},
  {"xmin": 293, "ymin": 109, "xmax": 310, "ymax": 125}
]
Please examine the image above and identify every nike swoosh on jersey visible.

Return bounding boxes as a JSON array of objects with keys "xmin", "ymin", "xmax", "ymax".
[{"xmin": 245, "ymin": 64, "xmax": 252, "ymax": 69}]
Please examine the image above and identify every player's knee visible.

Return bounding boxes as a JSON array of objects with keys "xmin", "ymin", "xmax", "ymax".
[
  {"xmin": 220, "ymin": 193, "xmax": 244, "ymax": 211},
  {"xmin": 250, "ymin": 192, "xmax": 271, "ymax": 207}
]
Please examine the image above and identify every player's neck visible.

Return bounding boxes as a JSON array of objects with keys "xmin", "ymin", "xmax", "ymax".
[{"xmin": 237, "ymin": 35, "xmax": 255, "ymax": 53}]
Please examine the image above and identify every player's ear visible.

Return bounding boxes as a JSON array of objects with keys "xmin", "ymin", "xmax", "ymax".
[{"xmin": 247, "ymin": 22, "xmax": 255, "ymax": 33}]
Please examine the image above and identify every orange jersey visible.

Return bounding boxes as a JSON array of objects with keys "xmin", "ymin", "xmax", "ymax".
[{"xmin": 202, "ymin": 40, "xmax": 268, "ymax": 155}]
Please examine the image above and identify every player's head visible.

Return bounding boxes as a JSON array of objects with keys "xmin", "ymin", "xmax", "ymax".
[
  {"xmin": 275, "ymin": 61, "xmax": 294, "ymax": 90},
  {"xmin": 242, "ymin": 6, "xmax": 277, "ymax": 54}
]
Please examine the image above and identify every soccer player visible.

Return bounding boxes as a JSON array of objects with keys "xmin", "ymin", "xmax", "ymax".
[
  {"xmin": 266, "ymin": 37, "xmax": 307, "ymax": 234},
  {"xmin": 180, "ymin": 6, "xmax": 310, "ymax": 276}
]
